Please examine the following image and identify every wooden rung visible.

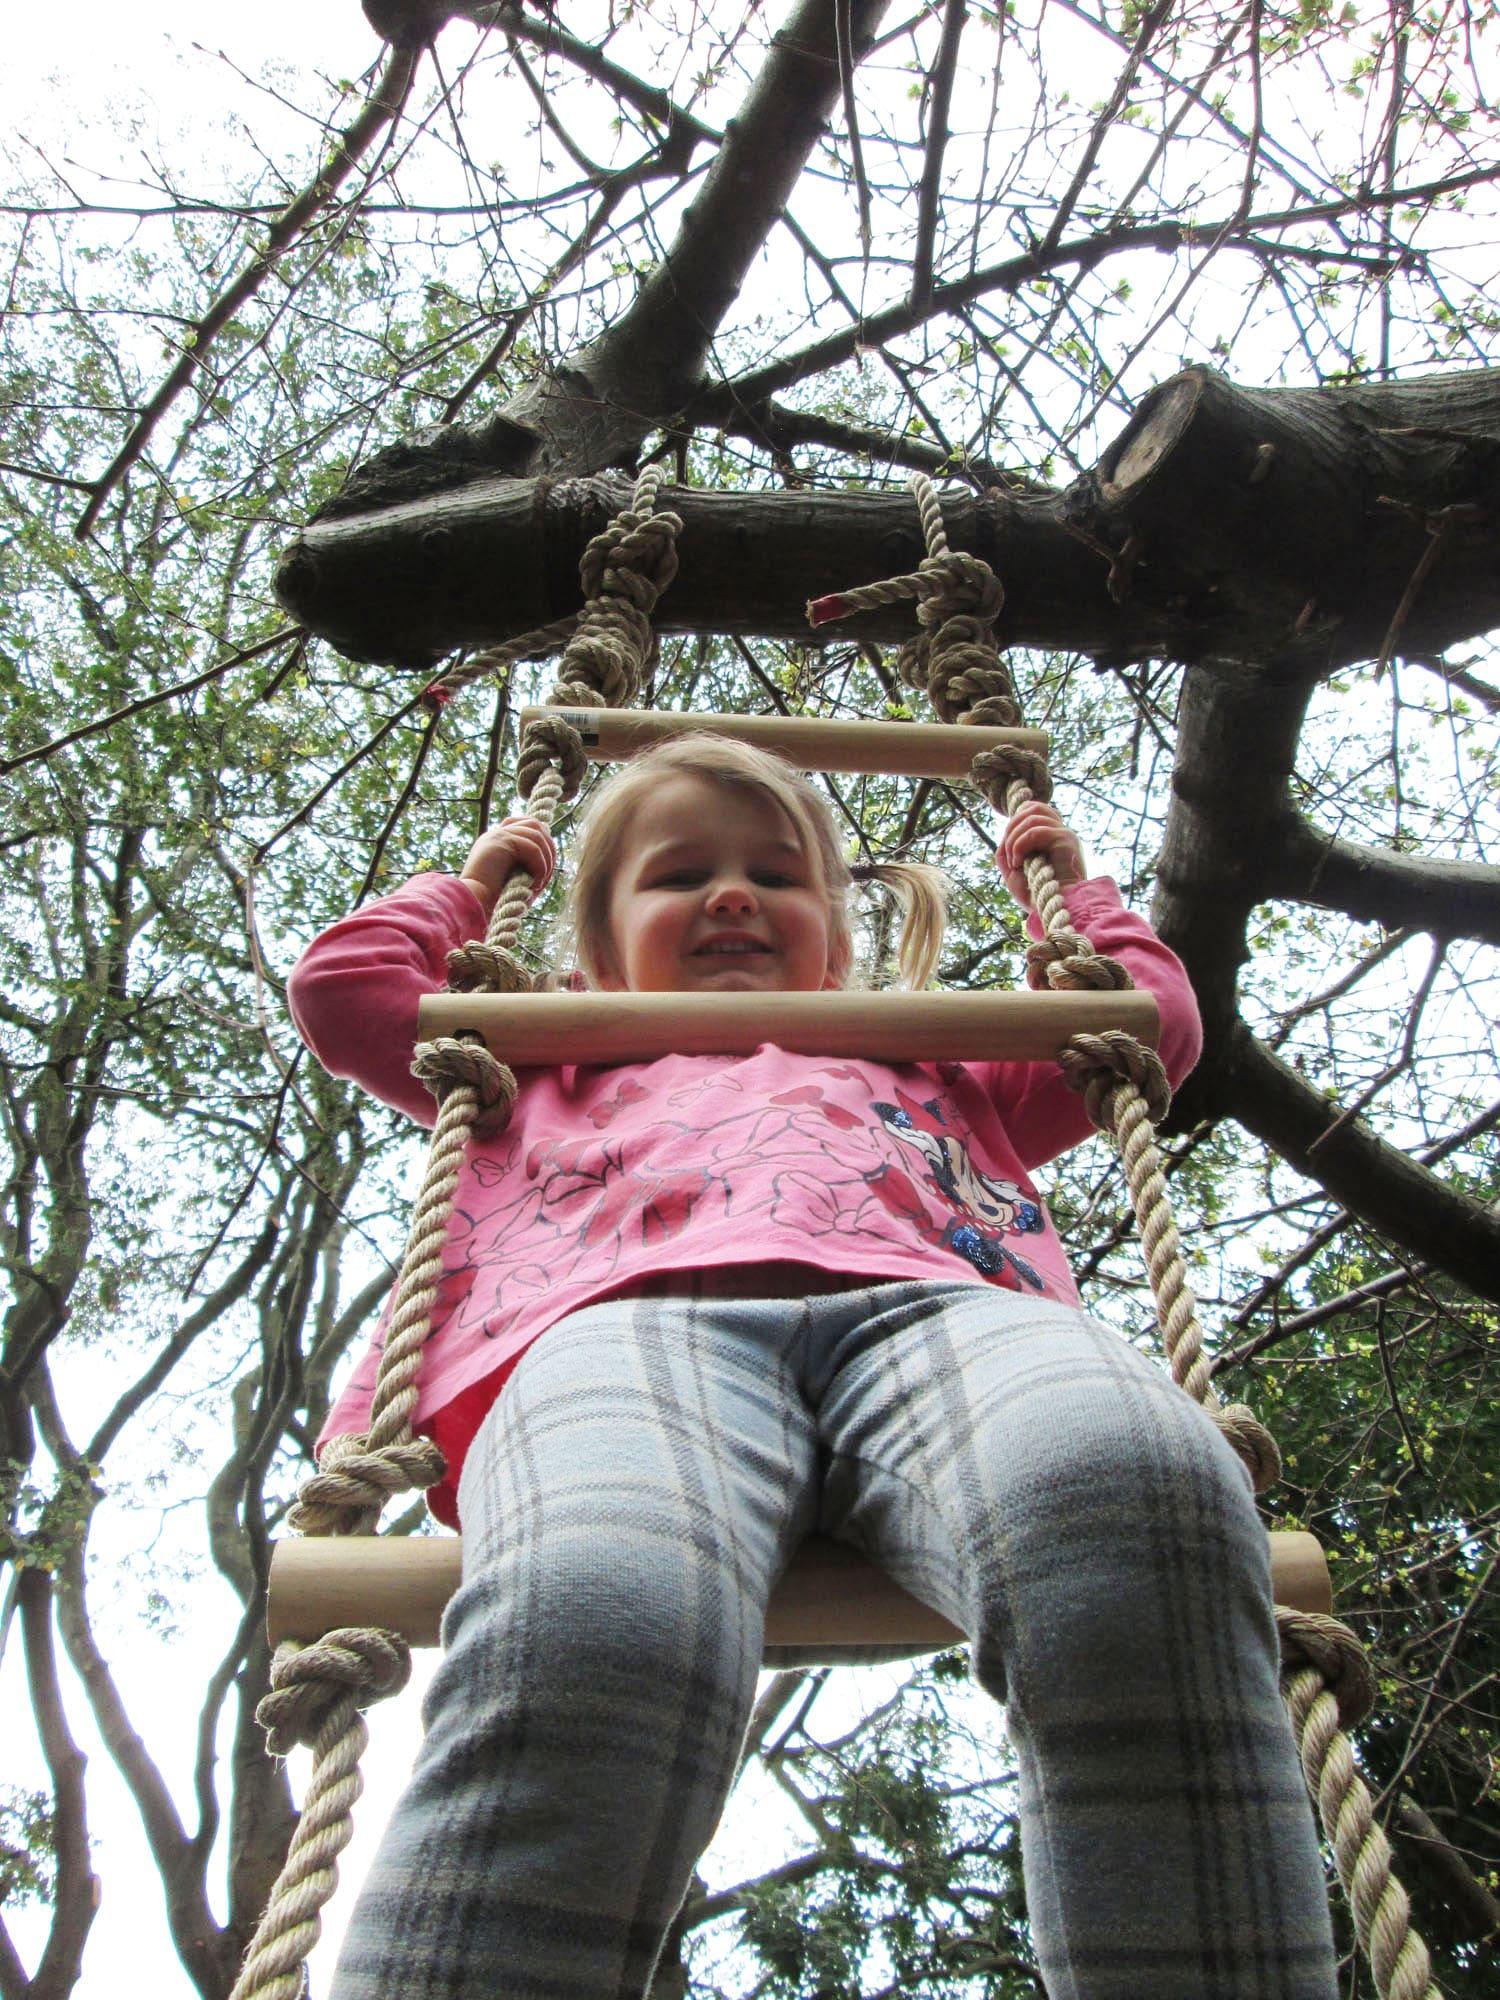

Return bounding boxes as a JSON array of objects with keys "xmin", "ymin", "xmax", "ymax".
[
  {"xmin": 419, "ymin": 989, "xmax": 1159, "ymax": 1067},
  {"xmin": 518, "ymin": 706, "xmax": 1048, "ymax": 778},
  {"xmin": 267, "ymin": 1529, "xmax": 1332, "ymax": 1652}
]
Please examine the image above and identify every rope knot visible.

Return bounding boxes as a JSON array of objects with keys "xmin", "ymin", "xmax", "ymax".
[
  {"xmin": 1024, "ymin": 933, "xmax": 1132, "ymax": 993},
  {"xmin": 446, "ymin": 942, "xmax": 533, "ymax": 995},
  {"xmin": 968, "ymin": 745, "xmax": 1053, "ymax": 807},
  {"xmin": 286, "ymin": 1433, "xmax": 448, "ymax": 1537},
  {"xmin": 1276, "ymin": 1608, "xmax": 1377, "ymax": 1728},
  {"xmin": 257, "ymin": 1628, "xmax": 414, "ymax": 1756},
  {"xmin": 411, "ymin": 1037, "xmax": 519, "ymax": 1138},
  {"xmin": 959, "ymin": 692, "xmax": 1023, "ymax": 728},
  {"xmin": 517, "ymin": 711, "xmax": 588, "ymax": 804},
  {"xmin": 577, "ymin": 497, "xmax": 683, "ymax": 604},
  {"xmin": 1056, "ymin": 1030, "xmax": 1173, "ymax": 1127},
  {"xmin": 914, "ymin": 548, "xmax": 1004, "ymax": 625},
  {"xmin": 1211, "ymin": 1403, "xmax": 1282, "ymax": 1494}
]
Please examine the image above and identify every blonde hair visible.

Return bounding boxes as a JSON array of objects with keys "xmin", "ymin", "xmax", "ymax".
[{"xmin": 559, "ymin": 733, "xmax": 948, "ymax": 990}]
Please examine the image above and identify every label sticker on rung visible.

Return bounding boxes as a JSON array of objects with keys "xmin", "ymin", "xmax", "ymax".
[{"xmin": 554, "ymin": 711, "xmax": 602, "ymax": 744}]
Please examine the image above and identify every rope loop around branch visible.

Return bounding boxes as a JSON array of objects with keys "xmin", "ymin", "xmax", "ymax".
[
  {"xmin": 257, "ymin": 1628, "xmax": 415, "ymax": 1757},
  {"xmin": 577, "ymin": 469, "xmax": 682, "ymax": 606}
]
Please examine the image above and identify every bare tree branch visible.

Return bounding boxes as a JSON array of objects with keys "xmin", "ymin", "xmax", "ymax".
[
  {"xmin": 1262, "ymin": 815, "xmax": 1500, "ymax": 946},
  {"xmin": 910, "ymin": 0, "xmax": 967, "ymax": 309},
  {"xmin": 1215, "ymin": 1021, "xmax": 1500, "ymax": 1303},
  {"xmin": 17, "ymin": 1569, "xmax": 96, "ymax": 2000},
  {"xmin": 74, "ymin": 44, "xmax": 423, "ymax": 538}
]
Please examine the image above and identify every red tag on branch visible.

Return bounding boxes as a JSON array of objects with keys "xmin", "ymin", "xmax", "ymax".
[{"xmin": 806, "ymin": 592, "xmax": 851, "ymax": 627}]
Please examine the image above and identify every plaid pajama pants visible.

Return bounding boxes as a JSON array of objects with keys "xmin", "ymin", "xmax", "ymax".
[{"xmin": 329, "ymin": 1279, "xmax": 1336, "ymax": 2000}]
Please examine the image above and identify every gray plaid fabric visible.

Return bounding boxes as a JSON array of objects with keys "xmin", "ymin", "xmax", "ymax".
[{"xmin": 329, "ymin": 1280, "xmax": 1336, "ymax": 2000}]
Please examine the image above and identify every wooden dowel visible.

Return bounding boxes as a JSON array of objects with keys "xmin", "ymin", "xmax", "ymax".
[
  {"xmin": 418, "ymin": 989, "xmax": 1160, "ymax": 1066},
  {"xmin": 267, "ymin": 1529, "xmax": 1333, "ymax": 1652},
  {"xmin": 518, "ymin": 706, "xmax": 1048, "ymax": 778}
]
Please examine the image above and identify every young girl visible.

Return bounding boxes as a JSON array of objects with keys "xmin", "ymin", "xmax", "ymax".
[{"xmin": 289, "ymin": 734, "xmax": 1336, "ymax": 2000}]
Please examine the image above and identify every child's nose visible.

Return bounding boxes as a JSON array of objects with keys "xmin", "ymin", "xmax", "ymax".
[{"xmin": 707, "ymin": 875, "xmax": 757, "ymax": 914}]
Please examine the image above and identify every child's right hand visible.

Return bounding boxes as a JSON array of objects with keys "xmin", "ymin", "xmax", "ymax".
[
  {"xmin": 997, "ymin": 802, "xmax": 1087, "ymax": 908},
  {"xmin": 460, "ymin": 818, "xmax": 558, "ymax": 914}
]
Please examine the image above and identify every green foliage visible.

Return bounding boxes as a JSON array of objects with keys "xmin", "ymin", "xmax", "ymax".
[
  {"xmin": 0, "ymin": 1790, "xmax": 56, "ymax": 1911},
  {"xmin": 713, "ymin": 1665, "xmax": 1034, "ymax": 1998}
]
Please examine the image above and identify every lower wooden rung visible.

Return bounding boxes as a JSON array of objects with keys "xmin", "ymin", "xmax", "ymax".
[
  {"xmin": 418, "ymin": 989, "xmax": 1159, "ymax": 1067},
  {"xmin": 267, "ymin": 1530, "xmax": 1331, "ymax": 1652}
]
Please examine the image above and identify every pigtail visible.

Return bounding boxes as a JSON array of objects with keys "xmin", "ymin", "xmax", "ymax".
[{"xmin": 849, "ymin": 861, "xmax": 949, "ymax": 990}]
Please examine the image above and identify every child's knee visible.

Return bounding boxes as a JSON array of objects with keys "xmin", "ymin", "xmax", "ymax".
[{"xmin": 963, "ymin": 1377, "xmax": 1273, "ymax": 1688}]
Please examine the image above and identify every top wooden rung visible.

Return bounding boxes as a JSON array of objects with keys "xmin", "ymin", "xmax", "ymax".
[{"xmin": 519, "ymin": 707, "xmax": 1047, "ymax": 780}]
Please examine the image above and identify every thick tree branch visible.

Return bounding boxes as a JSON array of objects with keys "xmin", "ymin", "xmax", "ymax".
[
  {"xmin": 1213, "ymin": 1022, "xmax": 1500, "ymax": 1303},
  {"xmin": 0, "ymin": 1919, "xmax": 28, "ymax": 2000},
  {"xmin": 909, "ymin": 0, "xmax": 966, "ymax": 308},
  {"xmin": 281, "ymin": 366, "xmax": 1500, "ymax": 672},
  {"xmin": 329, "ymin": 0, "xmax": 897, "ymax": 505},
  {"xmin": 17, "ymin": 1569, "xmax": 95, "ymax": 2000},
  {"xmin": 1393, "ymin": 1795, "xmax": 1500, "ymax": 1945},
  {"xmin": 52, "ymin": 1546, "xmax": 229, "ymax": 1993},
  {"xmin": 1261, "ymin": 815, "xmax": 1500, "ymax": 946}
]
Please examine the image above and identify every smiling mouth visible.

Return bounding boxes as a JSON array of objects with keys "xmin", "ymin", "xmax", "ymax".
[{"xmin": 693, "ymin": 938, "xmax": 770, "ymax": 956}]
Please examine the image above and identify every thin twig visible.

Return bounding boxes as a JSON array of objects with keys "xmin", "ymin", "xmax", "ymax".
[
  {"xmin": 835, "ymin": 0, "xmax": 874, "ymax": 257},
  {"xmin": 2, "ymin": 629, "xmax": 298, "ymax": 776},
  {"xmin": 74, "ymin": 44, "xmax": 422, "ymax": 538},
  {"xmin": 249, "ymin": 691, "xmax": 428, "ymax": 866},
  {"xmin": 355, "ymin": 704, "xmax": 446, "ymax": 906},
  {"xmin": 910, "ymin": 0, "xmax": 968, "ymax": 310},
  {"xmin": 476, "ymin": 672, "xmax": 513, "ymax": 833}
]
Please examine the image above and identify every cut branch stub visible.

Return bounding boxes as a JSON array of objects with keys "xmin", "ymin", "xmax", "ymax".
[{"xmin": 1086, "ymin": 365, "xmax": 1500, "ymax": 659}]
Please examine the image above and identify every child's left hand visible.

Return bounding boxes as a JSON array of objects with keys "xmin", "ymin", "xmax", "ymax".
[{"xmin": 997, "ymin": 802, "xmax": 1087, "ymax": 908}]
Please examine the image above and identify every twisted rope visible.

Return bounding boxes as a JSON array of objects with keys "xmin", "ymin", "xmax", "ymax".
[
  {"xmin": 517, "ymin": 466, "xmax": 682, "ymax": 807},
  {"xmin": 808, "ymin": 470, "xmax": 1440, "ymax": 2000},
  {"xmin": 231, "ymin": 467, "xmax": 680, "ymax": 2000}
]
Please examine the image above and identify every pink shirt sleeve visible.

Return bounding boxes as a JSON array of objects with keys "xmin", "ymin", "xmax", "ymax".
[
  {"xmin": 967, "ymin": 877, "xmax": 1203, "ymax": 1170},
  {"xmin": 286, "ymin": 873, "xmax": 489, "ymax": 1126}
]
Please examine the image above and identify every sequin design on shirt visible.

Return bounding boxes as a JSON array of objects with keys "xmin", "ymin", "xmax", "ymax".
[{"xmin": 868, "ymin": 1087, "xmax": 1045, "ymax": 1289}]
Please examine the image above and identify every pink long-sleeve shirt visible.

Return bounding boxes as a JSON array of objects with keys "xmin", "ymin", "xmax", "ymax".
[{"xmin": 289, "ymin": 873, "xmax": 1201, "ymax": 1522}]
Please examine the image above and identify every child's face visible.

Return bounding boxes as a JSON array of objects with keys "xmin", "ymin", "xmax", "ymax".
[{"xmin": 599, "ymin": 774, "xmax": 836, "ymax": 993}]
